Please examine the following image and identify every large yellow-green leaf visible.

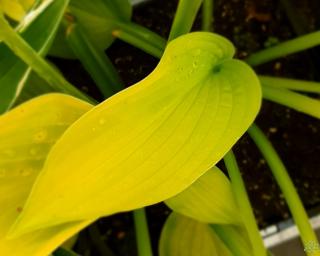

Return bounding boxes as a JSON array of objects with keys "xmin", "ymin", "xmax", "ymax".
[
  {"xmin": 165, "ymin": 167, "xmax": 240, "ymax": 225},
  {"xmin": 159, "ymin": 212, "xmax": 231, "ymax": 256},
  {"xmin": 11, "ymin": 32, "xmax": 261, "ymax": 236},
  {"xmin": 50, "ymin": 0, "xmax": 132, "ymax": 58},
  {"xmin": 0, "ymin": 93, "xmax": 93, "ymax": 255}
]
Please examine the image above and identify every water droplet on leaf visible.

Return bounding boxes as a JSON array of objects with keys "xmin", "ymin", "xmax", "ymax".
[
  {"xmin": 99, "ymin": 119, "xmax": 106, "ymax": 125},
  {"xmin": 29, "ymin": 148, "xmax": 38, "ymax": 156},
  {"xmin": 34, "ymin": 130, "xmax": 47, "ymax": 142},
  {"xmin": 19, "ymin": 168, "xmax": 32, "ymax": 177},
  {"xmin": 192, "ymin": 61, "xmax": 198, "ymax": 68}
]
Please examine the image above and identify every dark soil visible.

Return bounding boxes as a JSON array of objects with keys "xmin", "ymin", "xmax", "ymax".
[{"xmin": 50, "ymin": 0, "xmax": 320, "ymax": 255}]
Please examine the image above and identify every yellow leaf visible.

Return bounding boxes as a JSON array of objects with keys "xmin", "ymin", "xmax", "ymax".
[
  {"xmin": 11, "ymin": 32, "xmax": 261, "ymax": 236},
  {"xmin": 159, "ymin": 212, "xmax": 232, "ymax": 256},
  {"xmin": 165, "ymin": 167, "xmax": 241, "ymax": 224},
  {"xmin": 165, "ymin": 166, "xmax": 253, "ymax": 255},
  {"xmin": 0, "ymin": 93, "xmax": 93, "ymax": 255},
  {"xmin": 0, "ymin": 0, "xmax": 34, "ymax": 21}
]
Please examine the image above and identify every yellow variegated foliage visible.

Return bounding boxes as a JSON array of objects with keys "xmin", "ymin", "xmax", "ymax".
[
  {"xmin": 0, "ymin": 93, "xmax": 93, "ymax": 255},
  {"xmin": 11, "ymin": 32, "xmax": 261, "ymax": 236}
]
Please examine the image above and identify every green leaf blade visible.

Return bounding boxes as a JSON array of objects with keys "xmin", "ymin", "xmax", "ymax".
[
  {"xmin": 0, "ymin": 0, "xmax": 69, "ymax": 113},
  {"xmin": 50, "ymin": 0, "xmax": 132, "ymax": 58}
]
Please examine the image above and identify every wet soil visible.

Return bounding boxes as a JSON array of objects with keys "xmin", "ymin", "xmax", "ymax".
[{"xmin": 51, "ymin": 0, "xmax": 320, "ymax": 255}]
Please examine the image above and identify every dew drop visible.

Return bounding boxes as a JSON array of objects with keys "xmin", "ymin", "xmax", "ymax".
[
  {"xmin": 19, "ymin": 168, "xmax": 32, "ymax": 177},
  {"xmin": 192, "ymin": 61, "xmax": 198, "ymax": 68},
  {"xmin": 99, "ymin": 118, "xmax": 106, "ymax": 125},
  {"xmin": 55, "ymin": 113, "xmax": 62, "ymax": 121},
  {"xmin": 34, "ymin": 130, "xmax": 47, "ymax": 142},
  {"xmin": 29, "ymin": 148, "xmax": 38, "ymax": 156}
]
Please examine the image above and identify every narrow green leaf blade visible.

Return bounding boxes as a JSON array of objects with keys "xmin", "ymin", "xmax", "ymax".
[
  {"xmin": 262, "ymin": 85, "xmax": 320, "ymax": 119},
  {"xmin": 50, "ymin": 0, "xmax": 132, "ymax": 58},
  {"xmin": 11, "ymin": 32, "xmax": 261, "ymax": 236},
  {"xmin": 165, "ymin": 167, "xmax": 240, "ymax": 225},
  {"xmin": 0, "ymin": 0, "xmax": 69, "ymax": 113},
  {"xmin": 159, "ymin": 213, "xmax": 231, "ymax": 256},
  {"xmin": 0, "ymin": 93, "xmax": 93, "ymax": 255},
  {"xmin": 13, "ymin": 64, "xmax": 61, "ymax": 107}
]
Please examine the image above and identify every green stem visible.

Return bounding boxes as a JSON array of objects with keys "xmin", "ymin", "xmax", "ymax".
[
  {"xmin": 248, "ymin": 124, "xmax": 320, "ymax": 256},
  {"xmin": 224, "ymin": 151, "xmax": 267, "ymax": 256},
  {"xmin": 133, "ymin": 208, "xmax": 153, "ymax": 256},
  {"xmin": 66, "ymin": 21, "xmax": 123, "ymax": 98},
  {"xmin": 262, "ymin": 85, "xmax": 320, "ymax": 119},
  {"xmin": 0, "ymin": 14, "xmax": 95, "ymax": 104},
  {"xmin": 279, "ymin": 0, "xmax": 307, "ymax": 35},
  {"xmin": 259, "ymin": 75, "xmax": 320, "ymax": 94},
  {"xmin": 245, "ymin": 30, "xmax": 320, "ymax": 66},
  {"xmin": 211, "ymin": 224, "xmax": 252, "ymax": 256},
  {"xmin": 168, "ymin": 0, "xmax": 203, "ymax": 41},
  {"xmin": 117, "ymin": 21, "xmax": 166, "ymax": 51},
  {"xmin": 113, "ymin": 21, "xmax": 166, "ymax": 58},
  {"xmin": 201, "ymin": 0, "xmax": 214, "ymax": 31}
]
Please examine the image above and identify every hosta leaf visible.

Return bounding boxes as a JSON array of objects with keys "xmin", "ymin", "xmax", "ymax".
[
  {"xmin": 159, "ymin": 212, "xmax": 231, "ymax": 256},
  {"xmin": 11, "ymin": 32, "xmax": 261, "ymax": 236},
  {"xmin": 165, "ymin": 167, "xmax": 240, "ymax": 225},
  {"xmin": 211, "ymin": 224, "xmax": 253, "ymax": 256},
  {"xmin": 0, "ymin": 0, "xmax": 69, "ymax": 113},
  {"xmin": 50, "ymin": 0, "xmax": 132, "ymax": 58},
  {"xmin": 165, "ymin": 166, "xmax": 252, "ymax": 255},
  {"xmin": 0, "ymin": 0, "xmax": 34, "ymax": 21},
  {"xmin": 0, "ymin": 93, "xmax": 93, "ymax": 255}
]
